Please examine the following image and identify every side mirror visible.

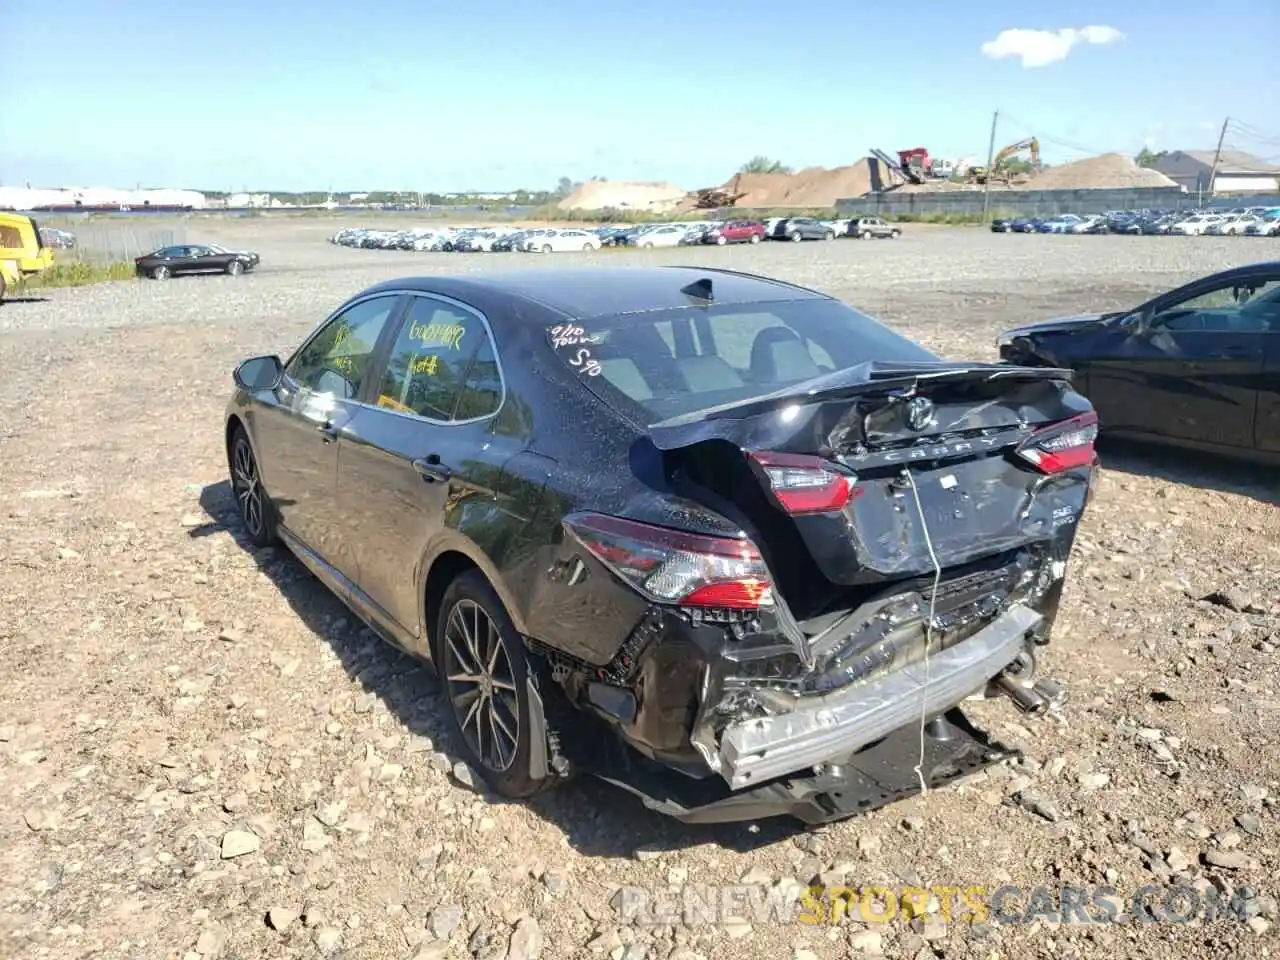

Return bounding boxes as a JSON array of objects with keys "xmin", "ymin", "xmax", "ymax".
[
  {"xmin": 1131, "ymin": 306, "xmax": 1157, "ymax": 337},
  {"xmin": 233, "ymin": 355, "xmax": 284, "ymax": 391}
]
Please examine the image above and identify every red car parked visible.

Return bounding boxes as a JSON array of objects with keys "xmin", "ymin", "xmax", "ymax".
[{"xmin": 702, "ymin": 219, "xmax": 766, "ymax": 245}]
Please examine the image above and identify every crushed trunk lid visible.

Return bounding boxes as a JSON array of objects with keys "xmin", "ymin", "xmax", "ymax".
[{"xmin": 649, "ymin": 360, "xmax": 1095, "ymax": 586}]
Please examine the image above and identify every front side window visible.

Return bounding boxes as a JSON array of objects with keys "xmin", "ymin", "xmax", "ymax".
[
  {"xmin": 287, "ymin": 295, "xmax": 400, "ymax": 399},
  {"xmin": 1154, "ymin": 276, "xmax": 1280, "ymax": 332},
  {"xmin": 374, "ymin": 296, "xmax": 495, "ymax": 420}
]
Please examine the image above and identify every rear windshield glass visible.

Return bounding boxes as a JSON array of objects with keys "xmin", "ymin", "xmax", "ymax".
[{"xmin": 545, "ymin": 298, "xmax": 937, "ymax": 423}]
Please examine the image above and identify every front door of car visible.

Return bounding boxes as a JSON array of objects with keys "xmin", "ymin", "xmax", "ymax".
[
  {"xmin": 1135, "ymin": 280, "xmax": 1275, "ymax": 446},
  {"xmin": 184, "ymin": 246, "xmax": 214, "ymax": 272},
  {"xmin": 1083, "ymin": 276, "xmax": 1276, "ymax": 447},
  {"xmin": 251, "ymin": 293, "xmax": 404, "ymax": 578},
  {"xmin": 336, "ymin": 293, "xmax": 517, "ymax": 646},
  {"xmin": 1243, "ymin": 284, "xmax": 1280, "ymax": 452}
]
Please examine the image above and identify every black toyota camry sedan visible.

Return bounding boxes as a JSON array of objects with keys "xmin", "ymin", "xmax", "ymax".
[
  {"xmin": 135, "ymin": 243, "xmax": 259, "ymax": 280},
  {"xmin": 225, "ymin": 266, "xmax": 1097, "ymax": 824},
  {"xmin": 998, "ymin": 261, "xmax": 1280, "ymax": 464}
]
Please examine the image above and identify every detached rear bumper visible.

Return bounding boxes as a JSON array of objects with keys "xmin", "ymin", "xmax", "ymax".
[{"xmin": 716, "ymin": 603, "xmax": 1042, "ymax": 789}]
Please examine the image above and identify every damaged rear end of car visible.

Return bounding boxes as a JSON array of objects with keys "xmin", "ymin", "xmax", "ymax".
[{"xmin": 535, "ymin": 291, "xmax": 1098, "ymax": 823}]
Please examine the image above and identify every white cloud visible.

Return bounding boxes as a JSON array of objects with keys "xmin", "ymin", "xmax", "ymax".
[{"xmin": 980, "ymin": 26, "xmax": 1125, "ymax": 68}]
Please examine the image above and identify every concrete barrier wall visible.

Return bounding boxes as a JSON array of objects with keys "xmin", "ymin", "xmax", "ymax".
[{"xmin": 835, "ymin": 187, "xmax": 1196, "ymax": 218}]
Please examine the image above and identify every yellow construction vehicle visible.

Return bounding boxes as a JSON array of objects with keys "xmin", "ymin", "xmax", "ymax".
[
  {"xmin": 0, "ymin": 212, "xmax": 55, "ymax": 301},
  {"xmin": 967, "ymin": 137, "xmax": 1041, "ymax": 184}
]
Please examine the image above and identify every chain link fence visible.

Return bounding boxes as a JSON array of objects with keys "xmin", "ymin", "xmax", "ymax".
[
  {"xmin": 835, "ymin": 187, "xmax": 1207, "ymax": 220},
  {"xmin": 34, "ymin": 217, "xmax": 188, "ymax": 265}
]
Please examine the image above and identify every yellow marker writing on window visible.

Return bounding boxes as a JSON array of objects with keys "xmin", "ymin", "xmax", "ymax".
[
  {"xmin": 411, "ymin": 354, "xmax": 440, "ymax": 376},
  {"xmin": 377, "ymin": 395, "xmax": 414, "ymax": 413},
  {"xmin": 409, "ymin": 322, "xmax": 465, "ymax": 351}
]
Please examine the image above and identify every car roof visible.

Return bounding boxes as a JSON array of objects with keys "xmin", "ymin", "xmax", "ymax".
[{"xmin": 358, "ymin": 266, "xmax": 828, "ymax": 320}]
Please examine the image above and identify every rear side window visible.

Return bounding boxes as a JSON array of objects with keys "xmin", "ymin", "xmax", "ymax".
[
  {"xmin": 375, "ymin": 296, "xmax": 499, "ymax": 421},
  {"xmin": 546, "ymin": 299, "xmax": 936, "ymax": 423}
]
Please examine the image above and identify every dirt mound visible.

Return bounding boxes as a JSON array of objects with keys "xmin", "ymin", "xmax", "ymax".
[
  {"xmin": 722, "ymin": 160, "xmax": 875, "ymax": 207},
  {"xmin": 558, "ymin": 180, "xmax": 686, "ymax": 211},
  {"xmin": 1028, "ymin": 153, "xmax": 1179, "ymax": 190}
]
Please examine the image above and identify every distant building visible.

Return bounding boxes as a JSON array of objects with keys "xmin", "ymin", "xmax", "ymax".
[
  {"xmin": 229, "ymin": 192, "xmax": 273, "ymax": 208},
  {"xmin": 0, "ymin": 186, "xmax": 207, "ymax": 210},
  {"xmin": 1152, "ymin": 150, "xmax": 1280, "ymax": 195}
]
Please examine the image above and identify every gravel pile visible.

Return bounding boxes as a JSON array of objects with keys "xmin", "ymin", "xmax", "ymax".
[
  {"xmin": 1027, "ymin": 153, "xmax": 1181, "ymax": 190},
  {"xmin": 1, "ymin": 220, "xmax": 1276, "ymax": 960}
]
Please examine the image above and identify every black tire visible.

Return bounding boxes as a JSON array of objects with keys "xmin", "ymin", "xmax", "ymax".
[
  {"xmin": 226, "ymin": 260, "xmax": 244, "ymax": 276},
  {"xmin": 790, "ymin": 231, "xmax": 802, "ymax": 242},
  {"xmin": 891, "ymin": 230, "xmax": 901, "ymax": 239},
  {"xmin": 228, "ymin": 424, "xmax": 278, "ymax": 548},
  {"xmin": 749, "ymin": 233, "xmax": 760, "ymax": 243},
  {"xmin": 437, "ymin": 570, "xmax": 560, "ymax": 798},
  {"xmin": 152, "ymin": 265, "xmax": 170, "ymax": 280},
  {"xmin": 824, "ymin": 230, "xmax": 835, "ymax": 241}
]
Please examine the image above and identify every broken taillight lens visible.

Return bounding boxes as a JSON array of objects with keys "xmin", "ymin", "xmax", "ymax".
[
  {"xmin": 748, "ymin": 451, "xmax": 856, "ymax": 515},
  {"xmin": 1016, "ymin": 410, "xmax": 1099, "ymax": 474},
  {"xmin": 563, "ymin": 513, "xmax": 774, "ymax": 610}
]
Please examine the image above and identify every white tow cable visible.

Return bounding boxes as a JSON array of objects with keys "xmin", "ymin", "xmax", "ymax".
[{"xmin": 903, "ymin": 467, "xmax": 942, "ymax": 796}]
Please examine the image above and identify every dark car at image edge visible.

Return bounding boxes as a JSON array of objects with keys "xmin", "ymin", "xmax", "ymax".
[
  {"xmin": 224, "ymin": 265, "xmax": 1099, "ymax": 825},
  {"xmin": 998, "ymin": 261, "xmax": 1280, "ymax": 465}
]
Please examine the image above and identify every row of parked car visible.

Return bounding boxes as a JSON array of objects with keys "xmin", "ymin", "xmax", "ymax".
[
  {"xmin": 991, "ymin": 206, "xmax": 1280, "ymax": 236},
  {"xmin": 328, "ymin": 216, "xmax": 904, "ymax": 254}
]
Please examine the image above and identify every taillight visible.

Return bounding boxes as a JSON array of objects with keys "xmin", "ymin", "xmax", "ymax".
[
  {"xmin": 1016, "ymin": 411, "xmax": 1099, "ymax": 474},
  {"xmin": 747, "ymin": 451, "xmax": 856, "ymax": 515},
  {"xmin": 563, "ymin": 513, "xmax": 773, "ymax": 610}
]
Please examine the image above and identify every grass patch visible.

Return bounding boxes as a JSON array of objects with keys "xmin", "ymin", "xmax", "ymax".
[{"xmin": 23, "ymin": 260, "xmax": 136, "ymax": 289}]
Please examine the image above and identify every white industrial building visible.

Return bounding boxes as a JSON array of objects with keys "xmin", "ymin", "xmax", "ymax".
[
  {"xmin": 1152, "ymin": 150, "xmax": 1280, "ymax": 195},
  {"xmin": 0, "ymin": 186, "xmax": 209, "ymax": 210}
]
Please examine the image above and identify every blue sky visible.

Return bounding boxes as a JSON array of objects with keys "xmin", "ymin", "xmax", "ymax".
[{"xmin": 2, "ymin": 0, "xmax": 1276, "ymax": 192}]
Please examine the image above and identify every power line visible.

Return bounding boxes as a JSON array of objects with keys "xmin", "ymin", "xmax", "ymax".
[
  {"xmin": 996, "ymin": 112, "xmax": 1110, "ymax": 157},
  {"xmin": 1226, "ymin": 118, "xmax": 1280, "ymax": 149}
]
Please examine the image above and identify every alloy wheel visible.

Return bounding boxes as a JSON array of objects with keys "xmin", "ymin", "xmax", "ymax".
[
  {"xmin": 231, "ymin": 436, "xmax": 264, "ymax": 537},
  {"xmin": 443, "ymin": 599, "xmax": 520, "ymax": 772}
]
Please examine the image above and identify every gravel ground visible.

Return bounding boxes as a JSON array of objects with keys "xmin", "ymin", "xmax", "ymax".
[{"xmin": 2, "ymin": 220, "xmax": 1278, "ymax": 960}]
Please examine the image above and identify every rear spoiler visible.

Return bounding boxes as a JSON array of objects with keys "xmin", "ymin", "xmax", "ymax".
[{"xmin": 649, "ymin": 361, "xmax": 1074, "ymax": 432}]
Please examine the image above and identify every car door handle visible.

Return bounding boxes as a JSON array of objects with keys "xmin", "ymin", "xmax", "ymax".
[
  {"xmin": 316, "ymin": 421, "xmax": 339, "ymax": 442},
  {"xmin": 412, "ymin": 456, "xmax": 451, "ymax": 483}
]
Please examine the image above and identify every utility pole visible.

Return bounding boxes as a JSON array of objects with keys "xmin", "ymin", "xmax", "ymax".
[
  {"xmin": 1208, "ymin": 117, "xmax": 1230, "ymax": 199},
  {"xmin": 981, "ymin": 110, "xmax": 999, "ymax": 220}
]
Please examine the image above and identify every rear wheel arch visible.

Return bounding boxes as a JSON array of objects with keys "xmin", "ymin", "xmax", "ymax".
[
  {"xmin": 421, "ymin": 547, "xmax": 530, "ymax": 656},
  {"xmin": 424, "ymin": 551, "xmax": 479, "ymax": 660}
]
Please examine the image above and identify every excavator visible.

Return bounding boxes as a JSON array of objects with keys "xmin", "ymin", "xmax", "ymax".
[
  {"xmin": 967, "ymin": 137, "xmax": 1040, "ymax": 185},
  {"xmin": 689, "ymin": 173, "xmax": 749, "ymax": 209}
]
